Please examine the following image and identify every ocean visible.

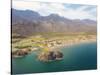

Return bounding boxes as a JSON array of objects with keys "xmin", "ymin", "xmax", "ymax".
[{"xmin": 12, "ymin": 42, "xmax": 97, "ymax": 74}]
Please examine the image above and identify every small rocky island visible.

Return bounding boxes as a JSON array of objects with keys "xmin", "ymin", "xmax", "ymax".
[{"xmin": 38, "ymin": 51, "xmax": 63, "ymax": 62}]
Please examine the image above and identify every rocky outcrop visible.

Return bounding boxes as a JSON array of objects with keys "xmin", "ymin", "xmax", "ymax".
[
  {"xmin": 38, "ymin": 51, "xmax": 63, "ymax": 62},
  {"xmin": 12, "ymin": 48, "xmax": 31, "ymax": 58}
]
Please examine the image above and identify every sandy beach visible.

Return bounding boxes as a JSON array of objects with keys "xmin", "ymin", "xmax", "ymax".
[{"xmin": 49, "ymin": 36, "xmax": 96, "ymax": 51}]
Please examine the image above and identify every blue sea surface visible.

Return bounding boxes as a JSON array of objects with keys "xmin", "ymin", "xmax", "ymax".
[{"xmin": 12, "ymin": 42, "xmax": 97, "ymax": 74}]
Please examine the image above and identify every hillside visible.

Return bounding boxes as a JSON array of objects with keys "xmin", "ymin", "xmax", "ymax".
[{"xmin": 12, "ymin": 9, "xmax": 97, "ymax": 37}]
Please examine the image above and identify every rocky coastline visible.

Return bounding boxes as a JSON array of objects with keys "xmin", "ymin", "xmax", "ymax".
[{"xmin": 12, "ymin": 35, "xmax": 96, "ymax": 62}]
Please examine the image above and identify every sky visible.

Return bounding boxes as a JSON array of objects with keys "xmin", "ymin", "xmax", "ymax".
[{"xmin": 12, "ymin": 0, "xmax": 97, "ymax": 21}]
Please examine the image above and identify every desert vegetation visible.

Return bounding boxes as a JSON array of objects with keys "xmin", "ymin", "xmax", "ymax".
[{"xmin": 11, "ymin": 32, "xmax": 96, "ymax": 61}]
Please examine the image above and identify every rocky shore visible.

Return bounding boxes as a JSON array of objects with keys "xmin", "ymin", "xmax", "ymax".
[
  {"xmin": 12, "ymin": 47, "xmax": 39, "ymax": 58},
  {"xmin": 12, "ymin": 35, "xmax": 96, "ymax": 62},
  {"xmin": 12, "ymin": 48, "xmax": 32, "ymax": 58}
]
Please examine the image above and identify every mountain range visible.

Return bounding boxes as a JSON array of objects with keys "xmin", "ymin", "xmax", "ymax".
[{"xmin": 12, "ymin": 9, "xmax": 97, "ymax": 36}]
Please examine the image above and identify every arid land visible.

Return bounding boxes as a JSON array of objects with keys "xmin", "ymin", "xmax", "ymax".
[{"xmin": 12, "ymin": 32, "xmax": 96, "ymax": 58}]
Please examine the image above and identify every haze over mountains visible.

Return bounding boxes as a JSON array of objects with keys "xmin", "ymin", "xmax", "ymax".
[{"xmin": 12, "ymin": 9, "xmax": 97, "ymax": 36}]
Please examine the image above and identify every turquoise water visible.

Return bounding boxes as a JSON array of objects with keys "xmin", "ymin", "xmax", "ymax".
[{"xmin": 12, "ymin": 42, "xmax": 97, "ymax": 74}]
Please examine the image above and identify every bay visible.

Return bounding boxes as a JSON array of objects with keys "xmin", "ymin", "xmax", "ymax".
[{"xmin": 12, "ymin": 42, "xmax": 97, "ymax": 74}]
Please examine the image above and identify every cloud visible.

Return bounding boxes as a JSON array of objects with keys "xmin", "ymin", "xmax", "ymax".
[{"xmin": 12, "ymin": 0, "xmax": 97, "ymax": 20}]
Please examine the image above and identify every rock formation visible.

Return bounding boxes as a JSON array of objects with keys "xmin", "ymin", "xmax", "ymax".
[
  {"xmin": 12, "ymin": 48, "xmax": 31, "ymax": 58},
  {"xmin": 38, "ymin": 51, "xmax": 63, "ymax": 62}
]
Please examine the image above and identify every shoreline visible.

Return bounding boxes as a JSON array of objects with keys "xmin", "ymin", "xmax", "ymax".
[
  {"xmin": 12, "ymin": 36, "xmax": 97, "ymax": 58},
  {"xmin": 50, "ymin": 38, "xmax": 96, "ymax": 51}
]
